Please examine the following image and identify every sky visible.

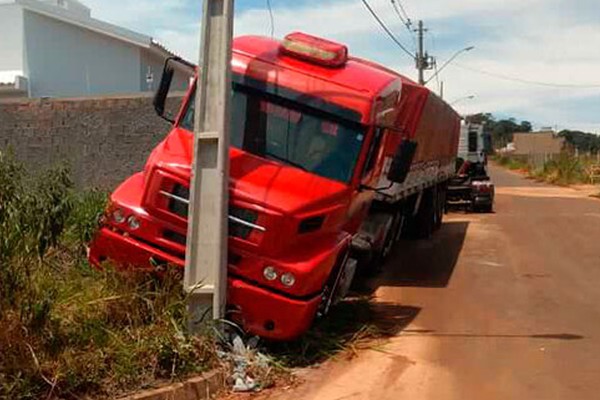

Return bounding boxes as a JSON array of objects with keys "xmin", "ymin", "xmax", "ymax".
[{"xmin": 83, "ymin": 0, "xmax": 600, "ymax": 133}]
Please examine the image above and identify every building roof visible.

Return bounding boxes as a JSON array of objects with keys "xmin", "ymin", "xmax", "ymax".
[{"xmin": 0, "ymin": 0, "xmax": 191, "ymax": 62}]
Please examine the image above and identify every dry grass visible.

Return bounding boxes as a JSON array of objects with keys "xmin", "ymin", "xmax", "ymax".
[{"xmin": 0, "ymin": 151, "xmax": 219, "ymax": 400}]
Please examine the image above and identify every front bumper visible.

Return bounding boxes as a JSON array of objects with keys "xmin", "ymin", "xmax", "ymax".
[
  {"xmin": 89, "ymin": 227, "xmax": 323, "ymax": 340},
  {"xmin": 473, "ymin": 194, "xmax": 493, "ymax": 205},
  {"xmin": 89, "ymin": 227, "xmax": 184, "ymax": 270},
  {"xmin": 228, "ymin": 277, "xmax": 322, "ymax": 340}
]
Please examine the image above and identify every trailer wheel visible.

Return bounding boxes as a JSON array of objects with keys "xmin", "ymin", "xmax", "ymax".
[
  {"xmin": 405, "ymin": 188, "xmax": 435, "ymax": 240},
  {"xmin": 434, "ymin": 184, "xmax": 446, "ymax": 231},
  {"xmin": 380, "ymin": 211, "xmax": 402, "ymax": 261}
]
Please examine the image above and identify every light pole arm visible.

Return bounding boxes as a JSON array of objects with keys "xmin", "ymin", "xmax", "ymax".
[{"xmin": 425, "ymin": 46, "xmax": 474, "ymax": 85}]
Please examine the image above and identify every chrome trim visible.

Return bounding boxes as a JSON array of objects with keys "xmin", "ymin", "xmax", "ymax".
[
  {"xmin": 159, "ymin": 190, "xmax": 189, "ymax": 205},
  {"xmin": 160, "ymin": 190, "xmax": 266, "ymax": 232},
  {"xmin": 228, "ymin": 215, "xmax": 266, "ymax": 232}
]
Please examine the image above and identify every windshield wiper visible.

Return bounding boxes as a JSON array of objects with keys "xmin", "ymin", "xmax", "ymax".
[{"xmin": 265, "ymin": 151, "xmax": 308, "ymax": 171}]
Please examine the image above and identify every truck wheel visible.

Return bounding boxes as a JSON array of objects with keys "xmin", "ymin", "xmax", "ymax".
[
  {"xmin": 319, "ymin": 249, "xmax": 356, "ymax": 316},
  {"xmin": 434, "ymin": 184, "xmax": 446, "ymax": 231},
  {"xmin": 405, "ymin": 188, "xmax": 435, "ymax": 240}
]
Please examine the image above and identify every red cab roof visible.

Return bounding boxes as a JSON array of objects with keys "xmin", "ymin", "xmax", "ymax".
[{"xmin": 231, "ymin": 35, "xmax": 426, "ymax": 125}]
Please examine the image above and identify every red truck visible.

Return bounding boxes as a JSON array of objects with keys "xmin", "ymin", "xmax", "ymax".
[{"xmin": 89, "ymin": 32, "xmax": 460, "ymax": 341}]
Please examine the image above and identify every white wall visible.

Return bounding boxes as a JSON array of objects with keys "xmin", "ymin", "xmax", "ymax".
[
  {"xmin": 0, "ymin": 4, "xmax": 24, "ymax": 72},
  {"xmin": 140, "ymin": 49, "xmax": 190, "ymax": 93},
  {"xmin": 23, "ymin": 9, "xmax": 141, "ymax": 97}
]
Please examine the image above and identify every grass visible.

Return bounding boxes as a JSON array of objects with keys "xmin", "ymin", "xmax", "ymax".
[
  {"xmin": 494, "ymin": 153, "xmax": 599, "ymax": 186},
  {"xmin": 495, "ymin": 155, "xmax": 531, "ymax": 172},
  {"xmin": 0, "ymin": 151, "xmax": 219, "ymax": 400},
  {"xmin": 264, "ymin": 296, "xmax": 418, "ymax": 370},
  {"xmin": 263, "ymin": 298, "xmax": 379, "ymax": 368}
]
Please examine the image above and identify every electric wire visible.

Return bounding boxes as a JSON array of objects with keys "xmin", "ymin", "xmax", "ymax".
[
  {"xmin": 390, "ymin": 0, "xmax": 411, "ymax": 29},
  {"xmin": 361, "ymin": 0, "xmax": 415, "ymax": 60},
  {"xmin": 395, "ymin": 0, "xmax": 411, "ymax": 23},
  {"xmin": 390, "ymin": 0, "xmax": 415, "ymax": 49},
  {"xmin": 433, "ymin": 59, "xmax": 441, "ymax": 94},
  {"xmin": 453, "ymin": 63, "xmax": 600, "ymax": 89},
  {"xmin": 427, "ymin": 30, "xmax": 441, "ymax": 93},
  {"xmin": 266, "ymin": 0, "xmax": 275, "ymax": 38}
]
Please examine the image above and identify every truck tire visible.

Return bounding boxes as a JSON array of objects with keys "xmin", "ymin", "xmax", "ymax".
[
  {"xmin": 434, "ymin": 184, "xmax": 446, "ymax": 231},
  {"xmin": 405, "ymin": 188, "xmax": 435, "ymax": 240},
  {"xmin": 356, "ymin": 210, "xmax": 402, "ymax": 277},
  {"xmin": 379, "ymin": 211, "xmax": 402, "ymax": 262}
]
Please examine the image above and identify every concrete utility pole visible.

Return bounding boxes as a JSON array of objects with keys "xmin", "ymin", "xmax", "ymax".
[
  {"xmin": 184, "ymin": 0, "xmax": 234, "ymax": 332},
  {"xmin": 416, "ymin": 20, "xmax": 427, "ymax": 85}
]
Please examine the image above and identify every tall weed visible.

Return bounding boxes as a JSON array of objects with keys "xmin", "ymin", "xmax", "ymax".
[{"xmin": 0, "ymin": 152, "xmax": 218, "ymax": 400}]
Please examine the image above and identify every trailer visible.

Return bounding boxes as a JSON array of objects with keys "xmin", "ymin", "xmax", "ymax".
[{"xmin": 89, "ymin": 32, "xmax": 461, "ymax": 340}]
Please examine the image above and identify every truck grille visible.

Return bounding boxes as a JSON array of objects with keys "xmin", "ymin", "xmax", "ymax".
[
  {"xmin": 159, "ymin": 183, "xmax": 264, "ymax": 240},
  {"xmin": 167, "ymin": 184, "xmax": 189, "ymax": 218}
]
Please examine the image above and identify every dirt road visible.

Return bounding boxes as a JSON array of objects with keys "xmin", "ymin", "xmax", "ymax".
[{"xmin": 258, "ymin": 165, "xmax": 600, "ymax": 400}]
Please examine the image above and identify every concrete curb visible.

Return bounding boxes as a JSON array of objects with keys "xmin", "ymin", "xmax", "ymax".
[{"xmin": 119, "ymin": 370, "xmax": 227, "ymax": 400}]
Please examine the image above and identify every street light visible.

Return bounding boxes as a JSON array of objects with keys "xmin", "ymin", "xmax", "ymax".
[
  {"xmin": 425, "ymin": 46, "xmax": 475, "ymax": 85},
  {"xmin": 450, "ymin": 95, "xmax": 476, "ymax": 106}
]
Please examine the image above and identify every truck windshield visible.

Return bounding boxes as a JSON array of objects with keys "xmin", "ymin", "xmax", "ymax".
[{"xmin": 180, "ymin": 87, "xmax": 365, "ymax": 184}]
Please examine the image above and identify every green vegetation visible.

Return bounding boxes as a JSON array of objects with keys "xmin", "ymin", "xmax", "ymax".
[
  {"xmin": 495, "ymin": 153, "xmax": 599, "ymax": 186},
  {"xmin": 533, "ymin": 153, "xmax": 588, "ymax": 185},
  {"xmin": 558, "ymin": 130, "xmax": 600, "ymax": 154},
  {"xmin": 495, "ymin": 155, "xmax": 531, "ymax": 172},
  {"xmin": 0, "ymin": 152, "xmax": 218, "ymax": 400}
]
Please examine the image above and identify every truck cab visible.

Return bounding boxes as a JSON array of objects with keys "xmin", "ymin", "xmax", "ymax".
[{"xmin": 89, "ymin": 32, "xmax": 459, "ymax": 340}]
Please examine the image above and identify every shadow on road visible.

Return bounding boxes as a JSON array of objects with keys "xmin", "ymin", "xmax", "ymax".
[
  {"xmin": 263, "ymin": 299, "xmax": 421, "ymax": 368},
  {"xmin": 360, "ymin": 221, "xmax": 470, "ymax": 294},
  {"xmin": 263, "ymin": 221, "xmax": 468, "ymax": 368},
  {"xmin": 401, "ymin": 330, "xmax": 584, "ymax": 341}
]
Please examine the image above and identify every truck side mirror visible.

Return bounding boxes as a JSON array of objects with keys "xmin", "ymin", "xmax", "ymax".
[
  {"xmin": 154, "ymin": 57, "xmax": 196, "ymax": 124},
  {"xmin": 387, "ymin": 140, "xmax": 418, "ymax": 184},
  {"xmin": 154, "ymin": 61, "xmax": 176, "ymax": 123}
]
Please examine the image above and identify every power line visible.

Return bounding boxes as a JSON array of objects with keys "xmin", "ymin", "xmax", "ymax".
[
  {"xmin": 453, "ymin": 63, "xmax": 600, "ymax": 89},
  {"xmin": 361, "ymin": 0, "xmax": 415, "ymax": 60},
  {"xmin": 396, "ymin": 0, "xmax": 411, "ymax": 23},
  {"xmin": 266, "ymin": 0, "xmax": 274, "ymax": 38},
  {"xmin": 390, "ymin": 0, "xmax": 411, "ymax": 28},
  {"xmin": 390, "ymin": 0, "xmax": 415, "ymax": 49}
]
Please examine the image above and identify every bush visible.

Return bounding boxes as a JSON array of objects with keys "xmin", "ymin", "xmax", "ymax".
[
  {"xmin": 0, "ymin": 152, "xmax": 218, "ymax": 400},
  {"xmin": 542, "ymin": 153, "xmax": 589, "ymax": 185}
]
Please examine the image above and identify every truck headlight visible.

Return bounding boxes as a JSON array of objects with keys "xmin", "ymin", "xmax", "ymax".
[
  {"xmin": 281, "ymin": 273, "xmax": 296, "ymax": 287},
  {"xmin": 127, "ymin": 215, "xmax": 140, "ymax": 230},
  {"xmin": 263, "ymin": 266, "xmax": 278, "ymax": 281},
  {"xmin": 112, "ymin": 208, "xmax": 126, "ymax": 224}
]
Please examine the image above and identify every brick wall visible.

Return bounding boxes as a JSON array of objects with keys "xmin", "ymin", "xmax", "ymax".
[{"xmin": 0, "ymin": 93, "xmax": 185, "ymax": 189}]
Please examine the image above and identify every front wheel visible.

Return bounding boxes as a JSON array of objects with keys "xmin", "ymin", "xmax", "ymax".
[{"xmin": 319, "ymin": 250, "xmax": 357, "ymax": 317}]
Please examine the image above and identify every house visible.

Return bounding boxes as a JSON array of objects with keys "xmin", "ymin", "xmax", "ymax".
[
  {"xmin": 0, "ymin": 0, "xmax": 193, "ymax": 99},
  {"xmin": 512, "ymin": 131, "xmax": 565, "ymax": 156}
]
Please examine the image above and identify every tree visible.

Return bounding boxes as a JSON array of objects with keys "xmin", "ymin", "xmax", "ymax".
[
  {"xmin": 558, "ymin": 130, "xmax": 600, "ymax": 154},
  {"xmin": 464, "ymin": 114, "xmax": 534, "ymax": 149}
]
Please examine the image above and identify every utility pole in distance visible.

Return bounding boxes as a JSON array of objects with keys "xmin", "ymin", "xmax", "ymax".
[
  {"xmin": 184, "ymin": 0, "xmax": 234, "ymax": 332},
  {"xmin": 415, "ymin": 20, "xmax": 433, "ymax": 85}
]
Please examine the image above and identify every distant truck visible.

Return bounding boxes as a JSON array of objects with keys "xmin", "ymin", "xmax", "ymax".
[
  {"xmin": 89, "ymin": 32, "xmax": 461, "ymax": 340},
  {"xmin": 448, "ymin": 121, "xmax": 494, "ymax": 212},
  {"xmin": 446, "ymin": 160, "xmax": 495, "ymax": 213},
  {"xmin": 458, "ymin": 121, "xmax": 486, "ymax": 164}
]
